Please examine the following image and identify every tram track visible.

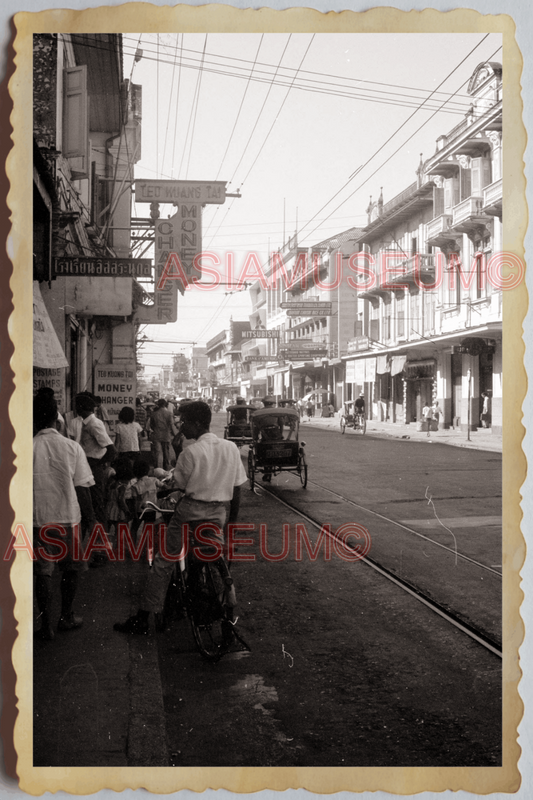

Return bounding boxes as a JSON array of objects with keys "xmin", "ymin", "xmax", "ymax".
[
  {"xmin": 254, "ymin": 481, "xmax": 502, "ymax": 659},
  {"xmin": 304, "ymin": 478, "xmax": 502, "ymax": 577}
]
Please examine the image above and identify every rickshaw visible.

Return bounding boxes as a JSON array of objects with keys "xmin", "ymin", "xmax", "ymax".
[
  {"xmin": 247, "ymin": 406, "xmax": 308, "ymax": 489},
  {"xmin": 223, "ymin": 403, "xmax": 255, "ymax": 448},
  {"xmin": 340, "ymin": 401, "xmax": 366, "ymax": 434}
]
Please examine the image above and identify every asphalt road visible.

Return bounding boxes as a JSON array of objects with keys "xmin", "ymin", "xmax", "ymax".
[{"xmin": 155, "ymin": 415, "xmax": 502, "ymax": 768}]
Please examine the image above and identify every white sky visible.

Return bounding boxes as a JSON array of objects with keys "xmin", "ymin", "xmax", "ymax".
[{"xmin": 122, "ymin": 31, "xmax": 502, "ymax": 373}]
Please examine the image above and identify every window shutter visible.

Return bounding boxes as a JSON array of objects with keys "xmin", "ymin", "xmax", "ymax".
[
  {"xmin": 63, "ymin": 65, "xmax": 89, "ymax": 178},
  {"xmin": 460, "ymin": 167, "xmax": 471, "ymax": 201},
  {"xmin": 433, "ymin": 186, "xmax": 444, "ymax": 217},
  {"xmin": 444, "ymin": 177, "xmax": 459, "ymax": 211},
  {"xmin": 471, "ymin": 158, "xmax": 481, "ymax": 195}
]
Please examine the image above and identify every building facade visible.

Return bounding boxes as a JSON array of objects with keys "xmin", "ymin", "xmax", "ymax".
[
  {"xmin": 33, "ymin": 34, "xmax": 143, "ymax": 428},
  {"xmin": 345, "ymin": 61, "xmax": 502, "ymax": 433}
]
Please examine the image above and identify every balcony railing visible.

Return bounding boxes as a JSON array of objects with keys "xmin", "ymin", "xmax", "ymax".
[
  {"xmin": 483, "ymin": 179, "xmax": 502, "ymax": 216},
  {"xmin": 452, "ymin": 197, "xmax": 485, "ymax": 226},
  {"xmin": 426, "ymin": 214, "xmax": 453, "ymax": 241}
]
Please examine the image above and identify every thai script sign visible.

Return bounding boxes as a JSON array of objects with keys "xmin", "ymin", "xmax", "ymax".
[
  {"xmin": 281, "ymin": 301, "xmax": 332, "ymax": 312},
  {"xmin": 53, "ymin": 257, "xmax": 152, "ymax": 278},
  {"xmin": 286, "ymin": 306, "xmax": 332, "ymax": 317},
  {"xmin": 347, "ymin": 336, "xmax": 370, "ymax": 353}
]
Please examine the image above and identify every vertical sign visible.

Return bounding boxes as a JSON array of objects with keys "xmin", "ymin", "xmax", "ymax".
[
  {"xmin": 179, "ymin": 203, "xmax": 202, "ymax": 282},
  {"xmin": 154, "ymin": 216, "xmax": 179, "ymax": 323}
]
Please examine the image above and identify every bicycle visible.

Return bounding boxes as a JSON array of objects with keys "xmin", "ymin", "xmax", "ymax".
[{"xmin": 138, "ymin": 499, "xmax": 251, "ymax": 662}]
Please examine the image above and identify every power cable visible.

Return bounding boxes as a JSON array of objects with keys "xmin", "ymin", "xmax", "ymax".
[{"xmin": 297, "ymin": 34, "xmax": 494, "ymax": 245}]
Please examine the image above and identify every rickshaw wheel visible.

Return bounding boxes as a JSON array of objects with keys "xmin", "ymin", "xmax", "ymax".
[
  {"xmin": 356, "ymin": 415, "xmax": 367, "ymax": 434},
  {"xmin": 298, "ymin": 453, "xmax": 308, "ymax": 488},
  {"xmin": 247, "ymin": 449, "xmax": 255, "ymax": 491},
  {"xmin": 340, "ymin": 416, "xmax": 346, "ymax": 434}
]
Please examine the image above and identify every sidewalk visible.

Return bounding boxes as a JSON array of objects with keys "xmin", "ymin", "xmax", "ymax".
[
  {"xmin": 300, "ymin": 413, "xmax": 502, "ymax": 453},
  {"xmin": 33, "ymin": 555, "xmax": 170, "ymax": 767}
]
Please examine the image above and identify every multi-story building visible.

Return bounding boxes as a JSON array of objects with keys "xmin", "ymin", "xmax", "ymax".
[
  {"xmin": 341, "ymin": 60, "xmax": 502, "ymax": 433},
  {"xmin": 246, "ymin": 230, "xmax": 362, "ymax": 410},
  {"xmin": 33, "ymin": 34, "xmax": 143, "ymax": 427},
  {"xmin": 205, "ymin": 320, "xmax": 251, "ymax": 404}
]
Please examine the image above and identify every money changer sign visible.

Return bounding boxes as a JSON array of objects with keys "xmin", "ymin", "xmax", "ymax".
[{"xmin": 94, "ymin": 364, "xmax": 136, "ymax": 427}]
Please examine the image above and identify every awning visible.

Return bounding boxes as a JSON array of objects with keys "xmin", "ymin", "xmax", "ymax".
[
  {"xmin": 376, "ymin": 354, "xmax": 390, "ymax": 374},
  {"xmin": 391, "ymin": 355, "xmax": 407, "ymax": 376},
  {"xmin": 33, "ymin": 281, "xmax": 69, "ymax": 369}
]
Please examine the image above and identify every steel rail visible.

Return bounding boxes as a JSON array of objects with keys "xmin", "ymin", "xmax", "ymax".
[
  {"xmin": 255, "ymin": 483, "xmax": 502, "ymax": 659},
  {"xmin": 304, "ymin": 477, "xmax": 502, "ymax": 577}
]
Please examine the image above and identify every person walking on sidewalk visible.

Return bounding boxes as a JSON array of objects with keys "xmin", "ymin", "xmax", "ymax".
[
  {"xmin": 114, "ymin": 400, "xmax": 247, "ymax": 635},
  {"xmin": 149, "ymin": 398, "xmax": 177, "ymax": 470},
  {"xmin": 75, "ymin": 393, "xmax": 116, "ymax": 528},
  {"xmin": 33, "ymin": 393, "xmax": 97, "ymax": 639},
  {"xmin": 422, "ymin": 402, "xmax": 433, "ymax": 437}
]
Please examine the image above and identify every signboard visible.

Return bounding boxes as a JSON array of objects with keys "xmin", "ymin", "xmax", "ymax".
[
  {"xmin": 135, "ymin": 180, "xmax": 227, "ymax": 205},
  {"xmin": 33, "ymin": 367, "xmax": 66, "ymax": 412},
  {"xmin": 244, "ymin": 355, "xmax": 274, "ymax": 362},
  {"xmin": 281, "ymin": 301, "xmax": 332, "ymax": 312},
  {"xmin": 286, "ymin": 306, "xmax": 332, "ymax": 317},
  {"xmin": 33, "ymin": 281, "xmax": 69, "ymax": 369},
  {"xmin": 280, "ymin": 351, "xmax": 328, "ymax": 361},
  {"xmin": 134, "ymin": 215, "xmax": 182, "ymax": 324},
  {"xmin": 347, "ymin": 336, "xmax": 370, "ymax": 353},
  {"xmin": 94, "ymin": 364, "xmax": 136, "ymax": 426},
  {"xmin": 53, "ymin": 257, "xmax": 152, "ymax": 278},
  {"xmin": 242, "ymin": 330, "xmax": 280, "ymax": 339},
  {"xmin": 284, "ymin": 340, "xmax": 326, "ymax": 350}
]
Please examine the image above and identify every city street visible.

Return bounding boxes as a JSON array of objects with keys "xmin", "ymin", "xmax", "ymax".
[{"xmin": 33, "ymin": 416, "xmax": 502, "ymax": 768}]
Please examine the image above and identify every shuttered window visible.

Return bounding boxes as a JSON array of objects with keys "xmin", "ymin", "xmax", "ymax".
[
  {"xmin": 63, "ymin": 65, "xmax": 89, "ymax": 178},
  {"xmin": 471, "ymin": 157, "xmax": 492, "ymax": 196}
]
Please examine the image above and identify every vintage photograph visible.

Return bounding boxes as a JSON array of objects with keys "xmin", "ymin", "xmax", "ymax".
[{"xmin": 8, "ymin": 5, "xmax": 525, "ymax": 795}]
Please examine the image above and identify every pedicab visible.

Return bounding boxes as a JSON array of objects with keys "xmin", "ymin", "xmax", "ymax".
[
  {"xmin": 223, "ymin": 403, "xmax": 255, "ymax": 448},
  {"xmin": 339, "ymin": 401, "xmax": 366, "ymax": 434},
  {"xmin": 247, "ymin": 406, "xmax": 308, "ymax": 489}
]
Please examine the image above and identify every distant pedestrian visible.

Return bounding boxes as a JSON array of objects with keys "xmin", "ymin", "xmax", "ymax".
[
  {"xmin": 33, "ymin": 393, "xmax": 96, "ymax": 640},
  {"xmin": 306, "ymin": 401, "xmax": 313, "ymax": 421},
  {"xmin": 134, "ymin": 397, "xmax": 148, "ymax": 430},
  {"xmin": 431, "ymin": 401, "xmax": 442, "ymax": 431},
  {"xmin": 328, "ymin": 403, "xmax": 334, "ymax": 417},
  {"xmin": 149, "ymin": 399, "xmax": 177, "ymax": 470},
  {"xmin": 422, "ymin": 403, "xmax": 433, "ymax": 436},
  {"xmin": 480, "ymin": 392, "xmax": 491, "ymax": 428},
  {"xmin": 115, "ymin": 406, "xmax": 143, "ymax": 462}
]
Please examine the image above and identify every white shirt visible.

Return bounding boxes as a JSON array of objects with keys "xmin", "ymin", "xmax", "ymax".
[
  {"xmin": 64, "ymin": 410, "xmax": 83, "ymax": 442},
  {"xmin": 80, "ymin": 413, "xmax": 113, "ymax": 459},
  {"xmin": 33, "ymin": 428, "xmax": 95, "ymax": 526},
  {"xmin": 115, "ymin": 421, "xmax": 142, "ymax": 452},
  {"xmin": 172, "ymin": 432, "xmax": 247, "ymax": 502}
]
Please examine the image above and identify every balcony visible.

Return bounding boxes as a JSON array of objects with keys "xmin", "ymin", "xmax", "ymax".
[
  {"xmin": 451, "ymin": 197, "xmax": 492, "ymax": 235},
  {"xmin": 426, "ymin": 214, "xmax": 456, "ymax": 249},
  {"xmin": 483, "ymin": 178, "xmax": 502, "ymax": 218}
]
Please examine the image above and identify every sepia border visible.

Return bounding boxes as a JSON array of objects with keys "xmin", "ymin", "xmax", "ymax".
[{"xmin": 6, "ymin": 3, "xmax": 526, "ymax": 794}]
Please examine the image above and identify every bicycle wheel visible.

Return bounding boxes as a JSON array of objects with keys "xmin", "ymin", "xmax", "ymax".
[
  {"xmin": 340, "ymin": 416, "xmax": 346, "ymax": 434},
  {"xmin": 188, "ymin": 561, "xmax": 233, "ymax": 662},
  {"xmin": 247, "ymin": 448, "xmax": 255, "ymax": 490},
  {"xmin": 357, "ymin": 415, "xmax": 367, "ymax": 434},
  {"xmin": 298, "ymin": 452, "xmax": 308, "ymax": 488}
]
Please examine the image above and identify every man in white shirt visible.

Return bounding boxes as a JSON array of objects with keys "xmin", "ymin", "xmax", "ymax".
[
  {"xmin": 115, "ymin": 401, "xmax": 247, "ymax": 635},
  {"xmin": 33, "ymin": 394, "xmax": 96, "ymax": 639},
  {"xmin": 75, "ymin": 393, "xmax": 116, "ymax": 527}
]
